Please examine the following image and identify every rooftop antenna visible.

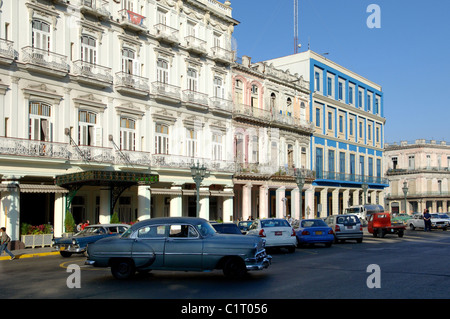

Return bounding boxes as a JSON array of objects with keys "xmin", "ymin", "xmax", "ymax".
[{"xmin": 294, "ymin": 0, "xmax": 299, "ymax": 53}]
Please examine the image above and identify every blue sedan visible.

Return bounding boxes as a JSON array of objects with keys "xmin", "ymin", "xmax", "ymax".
[{"xmin": 294, "ymin": 219, "xmax": 334, "ymax": 248}]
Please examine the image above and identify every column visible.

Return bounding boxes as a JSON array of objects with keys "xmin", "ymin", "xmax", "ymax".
[
  {"xmin": 443, "ymin": 200, "xmax": 448, "ymax": 213},
  {"xmin": 378, "ymin": 191, "xmax": 385, "ymax": 208},
  {"xmin": 53, "ymin": 193, "xmax": 65, "ymax": 238},
  {"xmin": 170, "ymin": 185, "xmax": 182, "ymax": 217},
  {"xmin": 432, "ymin": 201, "xmax": 437, "ymax": 214},
  {"xmin": 353, "ymin": 189, "xmax": 360, "ymax": 206},
  {"xmin": 0, "ymin": 181, "xmax": 20, "ymax": 241},
  {"xmin": 291, "ymin": 188, "xmax": 300, "ymax": 220},
  {"xmin": 242, "ymin": 183, "xmax": 252, "ymax": 221},
  {"xmin": 343, "ymin": 189, "xmax": 350, "ymax": 211},
  {"xmin": 99, "ymin": 189, "xmax": 110, "ymax": 224},
  {"xmin": 275, "ymin": 186, "xmax": 286, "ymax": 218},
  {"xmin": 199, "ymin": 187, "xmax": 210, "ymax": 221},
  {"xmin": 137, "ymin": 185, "xmax": 151, "ymax": 221},
  {"xmin": 332, "ymin": 188, "xmax": 339, "ymax": 215},
  {"xmin": 305, "ymin": 186, "xmax": 314, "ymax": 219},
  {"xmin": 259, "ymin": 185, "xmax": 269, "ymax": 219},
  {"xmin": 319, "ymin": 188, "xmax": 328, "ymax": 218},
  {"xmin": 370, "ymin": 190, "xmax": 377, "ymax": 204},
  {"xmin": 222, "ymin": 187, "xmax": 234, "ymax": 222}
]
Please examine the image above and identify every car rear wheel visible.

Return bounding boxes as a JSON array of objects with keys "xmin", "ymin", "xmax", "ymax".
[
  {"xmin": 223, "ymin": 257, "xmax": 247, "ymax": 279},
  {"xmin": 60, "ymin": 251, "xmax": 72, "ymax": 258},
  {"xmin": 111, "ymin": 259, "xmax": 135, "ymax": 280}
]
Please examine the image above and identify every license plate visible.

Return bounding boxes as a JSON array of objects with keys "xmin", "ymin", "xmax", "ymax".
[
  {"xmin": 275, "ymin": 231, "xmax": 282, "ymax": 236},
  {"xmin": 315, "ymin": 231, "xmax": 322, "ymax": 235},
  {"xmin": 59, "ymin": 246, "xmax": 65, "ymax": 251},
  {"xmin": 346, "ymin": 226, "xmax": 353, "ymax": 229}
]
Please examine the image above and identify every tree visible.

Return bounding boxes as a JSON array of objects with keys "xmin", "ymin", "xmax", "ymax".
[
  {"xmin": 64, "ymin": 211, "xmax": 76, "ymax": 233},
  {"xmin": 110, "ymin": 212, "xmax": 120, "ymax": 224}
]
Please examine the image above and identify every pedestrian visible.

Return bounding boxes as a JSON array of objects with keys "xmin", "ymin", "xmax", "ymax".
[
  {"xmin": 0, "ymin": 227, "xmax": 15, "ymax": 260},
  {"xmin": 81, "ymin": 220, "xmax": 90, "ymax": 230},
  {"xmin": 423, "ymin": 209, "xmax": 432, "ymax": 231}
]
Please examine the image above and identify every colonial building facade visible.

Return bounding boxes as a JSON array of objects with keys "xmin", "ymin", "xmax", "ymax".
[
  {"xmin": 384, "ymin": 140, "xmax": 450, "ymax": 214},
  {"xmin": 266, "ymin": 50, "xmax": 388, "ymax": 217},
  {"xmin": 0, "ymin": 0, "xmax": 239, "ymax": 239},
  {"xmin": 231, "ymin": 56, "xmax": 314, "ymax": 221}
]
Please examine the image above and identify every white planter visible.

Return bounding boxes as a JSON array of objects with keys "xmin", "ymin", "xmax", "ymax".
[{"xmin": 21, "ymin": 234, "xmax": 53, "ymax": 248}]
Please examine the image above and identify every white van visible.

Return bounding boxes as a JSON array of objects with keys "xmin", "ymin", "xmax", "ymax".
[{"xmin": 344, "ymin": 205, "xmax": 384, "ymax": 224}]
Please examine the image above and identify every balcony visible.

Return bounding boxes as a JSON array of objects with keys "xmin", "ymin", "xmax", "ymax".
[
  {"xmin": 185, "ymin": 36, "xmax": 207, "ymax": 56},
  {"xmin": 271, "ymin": 112, "xmax": 314, "ymax": 133},
  {"xmin": 151, "ymin": 154, "xmax": 235, "ymax": 173},
  {"xmin": 210, "ymin": 97, "xmax": 233, "ymax": 116},
  {"xmin": 315, "ymin": 170, "xmax": 389, "ymax": 185},
  {"xmin": 0, "ymin": 38, "xmax": 16, "ymax": 65},
  {"xmin": 115, "ymin": 72, "xmax": 150, "ymax": 97},
  {"xmin": 21, "ymin": 46, "xmax": 69, "ymax": 77},
  {"xmin": 117, "ymin": 9, "xmax": 147, "ymax": 32},
  {"xmin": 210, "ymin": 46, "xmax": 235, "ymax": 65},
  {"xmin": 233, "ymin": 103, "xmax": 271, "ymax": 123},
  {"xmin": 72, "ymin": 60, "xmax": 113, "ymax": 88},
  {"xmin": 235, "ymin": 163, "xmax": 315, "ymax": 181},
  {"xmin": 182, "ymin": 90, "xmax": 209, "ymax": 111},
  {"xmin": 151, "ymin": 82, "xmax": 181, "ymax": 104},
  {"xmin": 79, "ymin": 0, "xmax": 110, "ymax": 19},
  {"xmin": 116, "ymin": 149, "xmax": 151, "ymax": 167},
  {"xmin": 154, "ymin": 24, "xmax": 179, "ymax": 45}
]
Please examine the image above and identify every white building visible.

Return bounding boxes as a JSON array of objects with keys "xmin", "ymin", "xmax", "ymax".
[{"xmin": 0, "ymin": 0, "xmax": 239, "ymax": 240}]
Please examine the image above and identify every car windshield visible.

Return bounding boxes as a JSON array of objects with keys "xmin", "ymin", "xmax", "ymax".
[
  {"xmin": 74, "ymin": 226, "xmax": 106, "ymax": 236},
  {"xmin": 213, "ymin": 224, "xmax": 242, "ymax": 234},
  {"xmin": 238, "ymin": 221, "xmax": 253, "ymax": 229},
  {"xmin": 336, "ymin": 215, "xmax": 360, "ymax": 224},
  {"xmin": 438, "ymin": 214, "xmax": 449, "ymax": 218},
  {"xmin": 301, "ymin": 220, "xmax": 327, "ymax": 227},
  {"xmin": 195, "ymin": 221, "xmax": 217, "ymax": 237},
  {"xmin": 345, "ymin": 208, "xmax": 360, "ymax": 214},
  {"xmin": 260, "ymin": 219, "xmax": 291, "ymax": 228},
  {"xmin": 430, "ymin": 214, "xmax": 440, "ymax": 218}
]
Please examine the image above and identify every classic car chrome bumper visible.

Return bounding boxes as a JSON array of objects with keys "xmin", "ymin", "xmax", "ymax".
[
  {"xmin": 53, "ymin": 244, "xmax": 84, "ymax": 253},
  {"xmin": 245, "ymin": 249, "xmax": 272, "ymax": 271},
  {"xmin": 85, "ymin": 260, "xmax": 95, "ymax": 266}
]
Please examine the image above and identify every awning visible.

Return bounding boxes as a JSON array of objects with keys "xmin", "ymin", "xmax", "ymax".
[
  {"xmin": 55, "ymin": 170, "xmax": 159, "ymax": 187},
  {"xmin": 19, "ymin": 184, "xmax": 69, "ymax": 193}
]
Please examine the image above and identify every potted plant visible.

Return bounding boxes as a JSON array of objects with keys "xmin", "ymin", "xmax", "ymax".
[
  {"xmin": 64, "ymin": 211, "xmax": 76, "ymax": 237},
  {"xmin": 20, "ymin": 223, "xmax": 54, "ymax": 248}
]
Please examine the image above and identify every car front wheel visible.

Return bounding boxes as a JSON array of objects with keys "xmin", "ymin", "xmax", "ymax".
[
  {"xmin": 60, "ymin": 251, "xmax": 72, "ymax": 258},
  {"xmin": 111, "ymin": 259, "xmax": 136, "ymax": 280},
  {"xmin": 223, "ymin": 257, "xmax": 247, "ymax": 279}
]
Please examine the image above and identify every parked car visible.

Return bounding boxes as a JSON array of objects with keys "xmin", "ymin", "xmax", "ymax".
[
  {"xmin": 237, "ymin": 220, "xmax": 253, "ymax": 234},
  {"xmin": 367, "ymin": 212, "xmax": 406, "ymax": 238},
  {"xmin": 53, "ymin": 224, "xmax": 130, "ymax": 257},
  {"xmin": 408, "ymin": 213, "xmax": 448, "ymax": 231},
  {"xmin": 294, "ymin": 219, "xmax": 334, "ymax": 247},
  {"xmin": 211, "ymin": 222, "xmax": 243, "ymax": 235},
  {"xmin": 438, "ymin": 213, "xmax": 450, "ymax": 223},
  {"xmin": 85, "ymin": 217, "xmax": 272, "ymax": 280},
  {"xmin": 324, "ymin": 214, "xmax": 363, "ymax": 243},
  {"xmin": 344, "ymin": 204, "xmax": 384, "ymax": 225},
  {"xmin": 246, "ymin": 218, "xmax": 297, "ymax": 253}
]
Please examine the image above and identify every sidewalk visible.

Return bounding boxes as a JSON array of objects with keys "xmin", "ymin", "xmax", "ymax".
[{"xmin": 0, "ymin": 246, "xmax": 59, "ymax": 261}]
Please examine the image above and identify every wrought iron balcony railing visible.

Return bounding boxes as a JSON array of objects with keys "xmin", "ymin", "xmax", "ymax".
[
  {"xmin": 210, "ymin": 97, "xmax": 233, "ymax": 114},
  {"xmin": 0, "ymin": 38, "xmax": 16, "ymax": 62},
  {"xmin": 154, "ymin": 24, "xmax": 179, "ymax": 44},
  {"xmin": 315, "ymin": 170, "xmax": 389, "ymax": 185},
  {"xmin": 115, "ymin": 72, "xmax": 150, "ymax": 93},
  {"xmin": 72, "ymin": 60, "xmax": 113, "ymax": 85},
  {"xmin": 22, "ymin": 46, "xmax": 69, "ymax": 73},
  {"xmin": 118, "ymin": 9, "xmax": 146, "ymax": 31},
  {"xmin": 210, "ymin": 46, "xmax": 235, "ymax": 64},
  {"xmin": 151, "ymin": 81, "xmax": 181, "ymax": 102},
  {"xmin": 151, "ymin": 154, "xmax": 235, "ymax": 172}
]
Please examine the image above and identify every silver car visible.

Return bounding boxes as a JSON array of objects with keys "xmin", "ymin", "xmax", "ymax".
[
  {"xmin": 85, "ymin": 217, "xmax": 271, "ymax": 279},
  {"xmin": 324, "ymin": 214, "xmax": 363, "ymax": 243}
]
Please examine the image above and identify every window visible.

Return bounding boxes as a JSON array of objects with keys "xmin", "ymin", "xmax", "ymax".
[
  {"xmin": 328, "ymin": 150, "xmax": 335, "ymax": 176},
  {"xmin": 78, "ymin": 110, "xmax": 100, "ymax": 146},
  {"xmin": 376, "ymin": 159, "xmax": 381, "ymax": 179},
  {"xmin": 315, "ymin": 108, "xmax": 321, "ymax": 127},
  {"xmin": 368, "ymin": 157, "xmax": 373, "ymax": 177},
  {"xmin": 375, "ymin": 96, "xmax": 380, "ymax": 114},
  {"xmin": 327, "ymin": 111, "xmax": 333, "ymax": 131},
  {"xmin": 187, "ymin": 68, "xmax": 198, "ymax": 91},
  {"xmin": 316, "ymin": 148, "xmax": 323, "ymax": 178},
  {"xmin": 315, "ymin": 72, "xmax": 320, "ymax": 92},
  {"xmin": 81, "ymin": 35, "xmax": 96, "ymax": 64},
  {"xmin": 392, "ymin": 157, "xmax": 398, "ymax": 170},
  {"xmin": 367, "ymin": 93, "xmax": 372, "ymax": 112},
  {"xmin": 314, "ymin": 68, "xmax": 322, "ymax": 93},
  {"xmin": 368, "ymin": 124, "xmax": 372, "ymax": 141},
  {"xmin": 350, "ymin": 154, "xmax": 356, "ymax": 181},
  {"xmin": 186, "ymin": 128, "xmax": 197, "ymax": 157},
  {"xmin": 358, "ymin": 89, "xmax": 364, "ymax": 108},
  {"xmin": 251, "ymin": 84, "xmax": 259, "ymax": 107},
  {"xmin": 359, "ymin": 155, "xmax": 365, "ymax": 177},
  {"xmin": 339, "ymin": 115, "xmax": 344, "ymax": 133},
  {"xmin": 338, "ymin": 80, "xmax": 344, "ymax": 101},
  {"xmin": 212, "ymin": 132, "xmax": 223, "ymax": 161},
  {"xmin": 376, "ymin": 126, "xmax": 380, "ymax": 143},
  {"xmin": 120, "ymin": 117, "xmax": 136, "ymax": 151},
  {"xmin": 348, "ymin": 84, "xmax": 354, "ymax": 105},
  {"xmin": 252, "ymin": 136, "xmax": 259, "ymax": 163},
  {"xmin": 349, "ymin": 118, "xmax": 354, "ymax": 136},
  {"xmin": 408, "ymin": 155, "xmax": 415, "ymax": 170},
  {"xmin": 32, "ymin": 20, "xmax": 51, "ymax": 51},
  {"xmin": 235, "ymin": 80, "xmax": 244, "ymax": 104},
  {"xmin": 157, "ymin": 59, "xmax": 169, "ymax": 83},
  {"xmin": 155, "ymin": 123, "xmax": 169, "ymax": 154},
  {"xmin": 359, "ymin": 121, "xmax": 363, "ymax": 139},
  {"xmin": 186, "ymin": 21, "xmax": 196, "ymax": 37},
  {"xmin": 327, "ymin": 75, "xmax": 333, "ymax": 97},
  {"xmin": 29, "ymin": 101, "xmax": 52, "ymax": 141},
  {"xmin": 339, "ymin": 152, "xmax": 346, "ymax": 177},
  {"xmin": 122, "ymin": 0, "xmax": 135, "ymax": 12},
  {"xmin": 122, "ymin": 48, "xmax": 139, "ymax": 75},
  {"xmin": 214, "ymin": 76, "xmax": 225, "ymax": 99},
  {"xmin": 427, "ymin": 155, "xmax": 431, "ymax": 169}
]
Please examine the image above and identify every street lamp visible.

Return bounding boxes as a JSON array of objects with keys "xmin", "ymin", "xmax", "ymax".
[
  {"xmin": 361, "ymin": 183, "xmax": 368, "ymax": 205},
  {"xmin": 295, "ymin": 169, "xmax": 305, "ymax": 221},
  {"xmin": 191, "ymin": 161, "xmax": 207, "ymax": 217},
  {"xmin": 402, "ymin": 181, "xmax": 408, "ymax": 214}
]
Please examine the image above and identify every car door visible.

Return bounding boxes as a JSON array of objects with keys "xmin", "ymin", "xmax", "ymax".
[
  {"xmin": 164, "ymin": 224, "xmax": 203, "ymax": 270},
  {"xmin": 131, "ymin": 224, "xmax": 167, "ymax": 268}
]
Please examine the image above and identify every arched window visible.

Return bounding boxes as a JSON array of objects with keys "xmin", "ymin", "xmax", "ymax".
[
  {"xmin": 32, "ymin": 20, "xmax": 51, "ymax": 51},
  {"xmin": 235, "ymin": 79, "xmax": 243, "ymax": 104},
  {"xmin": 122, "ymin": 48, "xmax": 139, "ymax": 75}
]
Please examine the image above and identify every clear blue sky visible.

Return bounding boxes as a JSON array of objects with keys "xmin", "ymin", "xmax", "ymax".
[{"xmin": 230, "ymin": 0, "xmax": 450, "ymax": 143}]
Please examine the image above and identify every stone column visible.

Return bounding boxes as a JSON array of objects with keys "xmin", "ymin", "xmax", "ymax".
[
  {"xmin": 291, "ymin": 188, "xmax": 300, "ymax": 220},
  {"xmin": 305, "ymin": 186, "xmax": 314, "ymax": 219},
  {"xmin": 275, "ymin": 186, "xmax": 286, "ymax": 218},
  {"xmin": 343, "ymin": 189, "xmax": 350, "ymax": 211},
  {"xmin": 53, "ymin": 193, "xmax": 65, "ymax": 238},
  {"xmin": 199, "ymin": 186, "xmax": 210, "ymax": 221},
  {"xmin": 332, "ymin": 188, "xmax": 339, "ymax": 215},
  {"xmin": 222, "ymin": 187, "xmax": 234, "ymax": 222},
  {"xmin": 170, "ymin": 185, "xmax": 183, "ymax": 217},
  {"xmin": 353, "ymin": 189, "xmax": 360, "ymax": 206},
  {"xmin": 137, "ymin": 185, "xmax": 151, "ymax": 221},
  {"xmin": 378, "ymin": 191, "xmax": 385, "ymax": 208},
  {"xmin": 242, "ymin": 183, "xmax": 252, "ymax": 221},
  {"xmin": 99, "ymin": 189, "xmax": 111, "ymax": 224},
  {"xmin": 259, "ymin": 185, "xmax": 269, "ymax": 219},
  {"xmin": 319, "ymin": 188, "xmax": 328, "ymax": 218}
]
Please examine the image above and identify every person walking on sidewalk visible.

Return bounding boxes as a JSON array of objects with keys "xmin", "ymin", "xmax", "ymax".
[{"xmin": 0, "ymin": 227, "xmax": 15, "ymax": 260}]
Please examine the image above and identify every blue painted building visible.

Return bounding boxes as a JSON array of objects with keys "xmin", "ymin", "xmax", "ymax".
[{"xmin": 266, "ymin": 50, "xmax": 388, "ymax": 217}]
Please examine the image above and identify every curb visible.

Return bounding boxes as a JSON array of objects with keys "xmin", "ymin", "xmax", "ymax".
[{"xmin": 0, "ymin": 251, "xmax": 59, "ymax": 261}]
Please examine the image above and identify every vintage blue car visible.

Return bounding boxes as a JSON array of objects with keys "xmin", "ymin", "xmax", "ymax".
[
  {"xmin": 53, "ymin": 224, "xmax": 130, "ymax": 257},
  {"xmin": 294, "ymin": 219, "xmax": 334, "ymax": 248},
  {"xmin": 85, "ymin": 217, "xmax": 272, "ymax": 279}
]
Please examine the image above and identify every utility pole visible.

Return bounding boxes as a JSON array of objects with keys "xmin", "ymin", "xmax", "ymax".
[{"xmin": 294, "ymin": 0, "xmax": 299, "ymax": 53}]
